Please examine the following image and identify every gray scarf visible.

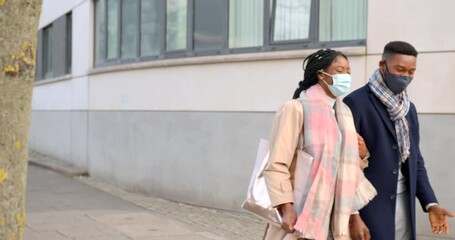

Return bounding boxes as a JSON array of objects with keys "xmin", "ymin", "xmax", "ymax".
[{"xmin": 369, "ymin": 69, "xmax": 410, "ymax": 162}]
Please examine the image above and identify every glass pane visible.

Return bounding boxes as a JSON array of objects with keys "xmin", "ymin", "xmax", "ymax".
[
  {"xmin": 229, "ymin": 0, "xmax": 264, "ymax": 48},
  {"xmin": 319, "ymin": 0, "xmax": 367, "ymax": 41},
  {"xmin": 194, "ymin": 0, "xmax": 224, "ymax": 51},
  {"xmin": 166, "ymin": 0, "xmax": 187, "ymax": 51},
  {"xmin": 43, "ymin": 26, "xmax": 53, "ymax": 78},
  {"xmin": 66, "ymin": 13, "xmax": 72, "ymax": 73},
  {"xmin": 121, "ymin": 0, "xmax": 139, "ymax": 59},
  {"xmin": 94, "ymin": 0, "xmax": 106, "ymax": 64},
  {"xmin": 141, "ymin": 0, "xmax": 160, "ymax": 56},
  {"xmin": 272, "ymin": 0, "xmax": 311, "ymax": 41},
  {"xmin": 107, "ymin": 0, "xmax": 119, "ymax": 59}
]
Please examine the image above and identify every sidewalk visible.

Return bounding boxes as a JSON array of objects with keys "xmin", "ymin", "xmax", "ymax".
[{"xmin": 26, "ymin": 151, "xmax": 266, "ymax": 240}]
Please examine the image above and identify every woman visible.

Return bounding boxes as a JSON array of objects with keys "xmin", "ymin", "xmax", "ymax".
[{"xmin": 263, "ymin": 49, "xmax": 376, "ymax": 240}]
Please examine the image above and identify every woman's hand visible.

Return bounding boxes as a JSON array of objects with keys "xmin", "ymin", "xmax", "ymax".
[
  {"xmin": 279, "ymin": 203, "xmax": 297, "ymax": 233},
  {"xmin": 349, "ymin": 214, "xmax": 371, "ymax": 240},
  {"xmin": 357, "ymin": 134, "xmax": 368, "ymax": 159}
]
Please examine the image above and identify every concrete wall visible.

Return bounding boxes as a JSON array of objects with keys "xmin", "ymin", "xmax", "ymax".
[
  {"xmin": 30, "ymin": 111, "xmax": 88, "ymax": 170},
  {"xmin": 416, "ymin": 115, "xmax": 455, "ymax": 238},
  {"xmin": 87, "ymin": 111, "xmax": 273, "ymax": 210}
]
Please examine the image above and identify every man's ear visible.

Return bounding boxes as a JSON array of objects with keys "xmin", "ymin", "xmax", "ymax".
[{"xmin": 379, "ymin": 60, "xmax": 386, "ymax": 73}]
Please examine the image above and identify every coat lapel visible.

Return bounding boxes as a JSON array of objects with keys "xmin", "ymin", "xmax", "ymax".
[{"xmin": 368, "ymin": 92, "xmax": 396, "ymax": 138}]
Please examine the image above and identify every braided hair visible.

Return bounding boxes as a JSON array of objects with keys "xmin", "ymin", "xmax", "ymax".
[{"xmin": 292, "ymin": 49, "xmax": 348, "ymax": 99}]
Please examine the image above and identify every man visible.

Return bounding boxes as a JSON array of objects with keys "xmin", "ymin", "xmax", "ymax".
[{"xmin": 343, "ymin": 41, "xmax": 454, "ymax": 240}]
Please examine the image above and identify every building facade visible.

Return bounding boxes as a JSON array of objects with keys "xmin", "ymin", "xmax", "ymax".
[{"xmin": 31, "ymin": 0, "xmax": 455, "ymax": 237}]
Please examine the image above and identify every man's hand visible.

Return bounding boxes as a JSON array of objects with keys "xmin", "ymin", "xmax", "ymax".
[
  {"xmin": 279, "ymin": 203, "xmax": 297, "ymax": 233},
  {"xmin": 428, "ymin": 205, "xmax": 455, "ymax": 235},
  {"xmin": 349, "ymin": 214, "xmax": 371, "ymax": 240},
  {"xmin": 357, "ymin": 134, "xmax": 368, "ymax": 159}
]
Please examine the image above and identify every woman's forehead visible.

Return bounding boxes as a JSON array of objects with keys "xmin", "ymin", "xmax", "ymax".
[{"xmin": 329, "ymin": 56, "xmax": 350, "ymax": 67}]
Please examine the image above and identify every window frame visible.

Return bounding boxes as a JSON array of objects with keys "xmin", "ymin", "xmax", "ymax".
[
  {"xmin": 35, "ymin": 11, "xmax": 73, "ymax": 81},
  {"xmin": 269, "ymin": 0, "xmax": 313, "ymax": 46},
  {"xmin": 93, "ymin": 0, "xmax": 367, "ymax": 68}
]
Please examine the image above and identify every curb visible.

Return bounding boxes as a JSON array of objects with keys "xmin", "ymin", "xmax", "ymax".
[{"xmin": 28, "ymin": 158, "xmax": 88, "ymax": 178}]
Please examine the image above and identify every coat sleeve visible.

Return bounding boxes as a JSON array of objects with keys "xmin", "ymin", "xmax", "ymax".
[
  {"xmin": 263, "ymin": 100, "xmax": 303, "ymax": 208},
  {"xmin": 411, "ymin": 104, "xmax": 438, "ymax": 211}
]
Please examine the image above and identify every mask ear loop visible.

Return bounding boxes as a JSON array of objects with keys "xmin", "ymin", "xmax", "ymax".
[
  {"xmin": 318, "ymin": 69, "xmax": 332, "ymax": 78},
  {"xmin": 318, "ymin": 69, "xmax": 333, "ymax": 87},
  {"xmin": 317, "ymin": 69, "xmax": 325, "ymax": 81}
]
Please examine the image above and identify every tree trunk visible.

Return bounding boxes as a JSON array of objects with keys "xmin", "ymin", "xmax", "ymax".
[{"xmin": 0, "ymin": 0, "xmax": 42, "ymax": 239}]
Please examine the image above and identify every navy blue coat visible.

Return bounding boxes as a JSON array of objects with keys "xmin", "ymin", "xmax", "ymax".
[{"xmin": 343, "ymin": 85, "xmax": 438, "ymax": 240}]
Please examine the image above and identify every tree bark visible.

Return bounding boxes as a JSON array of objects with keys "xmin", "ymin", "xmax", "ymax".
[{"xmin": 0, "ymin": 0, "xmax": 42, "ymax": 239}]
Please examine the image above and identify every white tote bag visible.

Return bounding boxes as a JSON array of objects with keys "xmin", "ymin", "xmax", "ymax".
[{"xmin": 242, "ymin": 138, "xmax": 313, "ymax": 227}]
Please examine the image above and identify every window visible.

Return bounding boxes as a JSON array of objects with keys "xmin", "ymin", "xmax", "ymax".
[
  {"xmin": 271, "ymin": 0, "xmax": 311, "ymax": 42},
  {"xmin": 121, "ymin": 0, "xmax": 139, "ymax": 59},
  {"xmin": 94, "ymin": 0, "xmax": 367, "ymax": 67},
  {"xmin": 141, "ymin": 0, "xmax": 160, "ymax": 56},
  {"xmin": 36, "ymin": 12, "xmax": 73, "ymax": 81},
  {"xmin": 319, "ymin": 0, "xmax": 367, "ymax": 42},
  {"xmin": 66, "ymin": 13, "xmax": 72, "ymax": 74},
  {"xmin": 95, "ymin": 0, "xmax": 106, "ymax": 64},
  {"xmin": 107, "ymin": 0, "xmax": 119, "ymax": 59},
  {"xmin": 228, "ymin": 0, "xmax": 264, "ymax": 48},
  {"xmin": 193, "ymin": 0, "xmax": 225, "ymax": 52},
  {"xmin": 166, "ymin": 0, "xmax": 187, "ymax": 51},
  {"xmin": 43, "ymin": 25, "xmax": 53, "ymax": 78}
]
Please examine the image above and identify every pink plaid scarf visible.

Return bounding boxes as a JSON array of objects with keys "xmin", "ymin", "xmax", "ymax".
[{"xmin": 294, "ymin": 84, "xmax": 376, "ymax": 239}]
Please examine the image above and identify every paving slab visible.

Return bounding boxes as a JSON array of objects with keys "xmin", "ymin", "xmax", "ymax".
[{"xmin": 25, "ymin": 164, "xmax": 266, "ymax": 240}]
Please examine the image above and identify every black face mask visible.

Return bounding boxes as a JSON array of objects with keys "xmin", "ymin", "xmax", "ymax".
[{"xmin": 383, "ymin": 64, "xmax": 413, "ymax": 94}]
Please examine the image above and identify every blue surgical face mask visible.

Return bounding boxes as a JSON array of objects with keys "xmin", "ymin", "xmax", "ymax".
[
  {"xmin": 383, "ymin": 64, "xmax": 413, "ymax": 94},
  {"xmin": 320, "ymin": 71, "xmax": 352, "ymax": 97}
]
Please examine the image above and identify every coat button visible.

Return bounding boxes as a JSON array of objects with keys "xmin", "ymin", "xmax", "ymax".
[
  {"xmin": 392, "ymin": 145, "xmax": 398, "ymax": 150},
  {"xmin": 390, "ymin": 194, "xmax": 396, "ymax": 200},
  {"xmin": 392, "ymin": 169, "xmax": 398, "ymax": 174}
]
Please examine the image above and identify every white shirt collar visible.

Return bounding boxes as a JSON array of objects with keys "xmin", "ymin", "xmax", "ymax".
[{"xmin": 327, "ymin": 97, "xmax": 336, "ymax": 108}]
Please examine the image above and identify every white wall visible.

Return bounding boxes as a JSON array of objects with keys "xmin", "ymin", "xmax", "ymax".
[
  {"xmin": 367, "ymin": 0, "xmax": 455, "ymax": 54},
  {"xmin": 34, "ymin": 0, "xmax": 91, "ymax": 111},
  {"xmin": 365, "ymin": 0, "xmax": 455, "ymax": 114},
  {"xmin": 39, "ymin": 0, "xmax": 86, "ymax": 28},
  {"xmin": 88, "ymin": 55, "xmax": 367, "ymax": 112},
  {"xmin": 72, "ymin": 0, "xmax": 93, "ymax": 78}
]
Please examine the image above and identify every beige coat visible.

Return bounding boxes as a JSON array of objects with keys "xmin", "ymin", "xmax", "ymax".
[
  {"xmin": 261, "ymin": 100, "xmax": 369, "ymax": 240},
  {"xmin": 262, "ymin": 100, "xmax": 304, "ymax": 240},
  {"xmin": 264, "ymin": 100, "xmax": 303, "ymax": 208}
]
